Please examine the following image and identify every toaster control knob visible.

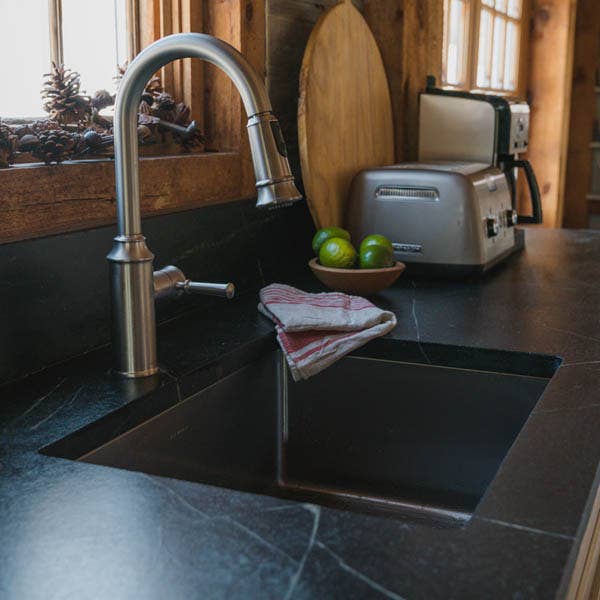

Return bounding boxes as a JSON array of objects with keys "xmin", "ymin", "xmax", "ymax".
[
  {"xmin": 486, "ymin": 217, "xmax": 500, "ymax": 238},
  {"xmin": 506, "ymin": 209, "xmax": 518, "ymax": 227}
]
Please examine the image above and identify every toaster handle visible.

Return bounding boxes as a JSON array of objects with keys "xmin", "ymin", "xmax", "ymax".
[{"xmin": 509, "ymin": 158, "xmax": 543, "ymax": 225}]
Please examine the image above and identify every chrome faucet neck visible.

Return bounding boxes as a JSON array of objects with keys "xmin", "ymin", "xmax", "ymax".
[
  {"xmin": 114, "ymin": 33, "xmax": 272, "ymax": 238},
  {"xmin": 108, "ymin": 33, "xmax": 300, "ymax": 378}
]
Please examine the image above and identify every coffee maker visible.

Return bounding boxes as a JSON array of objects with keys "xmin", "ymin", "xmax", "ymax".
[{"xmin": 418, "ymin": 77, "xmax": 542, "ymax": 225}]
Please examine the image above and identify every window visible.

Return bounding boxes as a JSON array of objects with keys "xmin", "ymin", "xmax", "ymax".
[
  {"xmin": 0, "ymin": 0, "xmax": 129, "ymax": 119},
  {"xmin": 442, "ymin": 0, "xmax": 526, "ymax": 94},
  {"xmin": 0, "ymin": 0, "xmax": 264, "ymax": 244}
]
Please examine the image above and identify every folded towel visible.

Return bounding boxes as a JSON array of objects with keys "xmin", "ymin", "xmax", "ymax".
[{"xmin": 258, "ymin": 284, "xmax": 397, "ymax": 381}]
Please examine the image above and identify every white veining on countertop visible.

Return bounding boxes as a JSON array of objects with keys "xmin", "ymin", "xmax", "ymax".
[
  {"xmin": 10, "ymin": 377, "xmax": 67, "ymax": 425},
  {"xmin": 29, "ymin": 384, "xmax": 83, "ymax": 431},
  {"xmin": 561, "ymin": 360, "xmax": 600, "ymax": 367},
  {"xmin": 316, "ymin": 541, "xmax": 406, "ymax": 600},
  {"xmin": 283, "ymin": 504, "xmax": 320, "ymax": 599},
  {"xmin": 411, "ymin": 281, "xmax": 431, "ymax": 364},
  {"xmin": 219, "ymin": 515, "xmax": 298, "ymax": 564},
  {"xmin": 539, "ymin": 323, "xmax": 600, "ymax": 347},
  {"xmin": 141, "ymin": 474, "xmax": 298, "ymax": 564},
  {"xmin": 475, "ymin": 516, "xmax": 574, "ymax": 541}
]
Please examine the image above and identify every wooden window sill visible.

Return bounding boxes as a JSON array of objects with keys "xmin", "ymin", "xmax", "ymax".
[{"xmin": 0, "ymin": 151, "xmax": 255, "ymax": 244}]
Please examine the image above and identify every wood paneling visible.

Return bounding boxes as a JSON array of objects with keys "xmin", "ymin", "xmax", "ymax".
[
  {"xmin": 0, "ymin": 153, "xmax": 243, "ymax": 244},
  {"xmin": 203, "ymin": 0, "xmax": 243, "ymax": 152},
  {"xmin": 366, "ymin": 0, "xmax": 443, "ymax": 161},
  {"xmin": 562, "ymin": 0, "xmax": 600, "ymax": 229},
  {"xmin": 566, "ymin": 480, "xmax": 600, "ymax": 599},
  {"xmin": 526, "ymin": 0, "xmax": 577, "ymax": 228}
]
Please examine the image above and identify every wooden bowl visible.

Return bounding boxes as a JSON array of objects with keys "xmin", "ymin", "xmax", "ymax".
[{"xmin": 309, "ymin": 258, "xmax": 405, "ymax": 296}]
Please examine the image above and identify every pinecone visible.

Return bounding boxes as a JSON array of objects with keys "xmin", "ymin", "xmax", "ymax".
[
  {"xmin": 42, "ymin": 63, "xmax": 91, "ymax": 125},
  {"xmin": 0, "ymin": 123, "xmax": 17, "ymax": 168},
  {"xmin": 31, "ymin": 119, "xmax": 61, "ymax": 134},
  {"xmin": 91, "ymin": 89, "xmax": 114, "ymax": 111},
  {"xmin": 151, "ymin": 92, "xmax": 177, "ymax": 121},
  {"xmin": 139, "ymin": 100, "xmax": 152, "ymax": 115},
  {"xmin": 113, "ymin": 62, "xmax": 128, "ymax": 90},
  {"xmin": 174, "ymin": 102, "xmax": 191, "ymax": 125},
  {"xmin": 32, "ymin": 129, "xmax": 77, "ymax": 164},
  {"xmin": 17, "ymin": 134, "xmax": 40, "ymax": 152},
  {"xmin": 145, "ymin": 75, "xmax": 163, "ymax": 97}
]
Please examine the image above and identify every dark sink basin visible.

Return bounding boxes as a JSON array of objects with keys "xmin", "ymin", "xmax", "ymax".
[{"xmin": 49, "ymin": 339, "xmax": 558, "ymax": 522}]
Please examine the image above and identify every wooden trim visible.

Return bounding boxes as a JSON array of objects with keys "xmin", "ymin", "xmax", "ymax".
[
  {"xmin": 526, "ymin": 0, "xmax": 577, "ymax": 228},
  {"xmin": 555, "ymin": 0, "xmax": 577, "ymax": 227},
  {"xmin": 126, "ymin": 0, "xmax": 141, "ymax": 58},
  {"xmin": 48, "ymin": 0, "xmax": 63, "ymax": 65},
  {"xmin": 566, "ymin": 481, "xmax": 600, "ymax": 599},
  {"xmin": 0, "ymin": 153, "xmax": 246, "ymax": 244},
  {"xmin": 562, "ymin": 0, "xmax": 600, "ymax": 229}
]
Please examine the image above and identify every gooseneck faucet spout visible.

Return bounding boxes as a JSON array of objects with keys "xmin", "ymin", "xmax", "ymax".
[{"xmin": 107, "ymin": 33, "xmax": 301, "ymax": 378}]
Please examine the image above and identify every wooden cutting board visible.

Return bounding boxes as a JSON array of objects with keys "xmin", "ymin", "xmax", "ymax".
[{"xmin": 298, "ymin": 0, "xmax": 394, "ymax": 230}]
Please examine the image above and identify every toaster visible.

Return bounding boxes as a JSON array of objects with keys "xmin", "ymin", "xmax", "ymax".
[{"xmin": 346, "ymin": 161, "xmax": 522, "ymax": 274}]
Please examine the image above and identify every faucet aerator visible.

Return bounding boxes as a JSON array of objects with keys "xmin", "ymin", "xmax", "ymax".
[{"xmin": 256, "ymin": 179, "xmax": 303, "ymax": 209}]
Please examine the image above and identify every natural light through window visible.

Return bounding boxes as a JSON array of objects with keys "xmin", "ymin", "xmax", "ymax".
[
  {"xmin": 0, "ymin": 0, "xmax": 128, "ymax": 119},
  {"xmin": 443, "ymin": 0, "xmax": 524, "ymax": 94}
]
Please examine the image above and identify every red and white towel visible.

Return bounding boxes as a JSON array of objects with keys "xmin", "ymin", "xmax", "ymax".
[{"xmin": 258, "ymin": 284, "xmax": 397, "ymax": 381}]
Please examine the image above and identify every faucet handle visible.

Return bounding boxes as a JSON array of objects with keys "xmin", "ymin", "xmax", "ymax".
[
  {"xmin": 154, "ymin": 265, "xmax": 235, "ymax": 300},
  {"xmin": 176, "ymin": 280, "xmax": 235, "ymax": 299}
]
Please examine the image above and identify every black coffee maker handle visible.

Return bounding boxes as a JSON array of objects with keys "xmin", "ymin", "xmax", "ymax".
[{"xmin": 508, "ymin": 158, "xmax": 543, "ymax": 224}]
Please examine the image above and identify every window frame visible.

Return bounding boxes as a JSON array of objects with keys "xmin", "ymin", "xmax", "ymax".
[
  {"xmin": 0, "ymin": 0, "xmax": 263, "ymax": 244},
  {"xmin": 442, "ymin": 0, "xmax": 530, "ymax": 96}
]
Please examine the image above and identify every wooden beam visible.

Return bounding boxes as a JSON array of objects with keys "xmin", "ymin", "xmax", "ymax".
[
  {"xmin": 0, "ymin": 153, "xmax": 244, "ymax": 244},
  {"xmin": 526, "ymin": 0, "xmax": 577, "ymax": 228},
  {"xmin": 562, "ymin": 0, "xmax": 600, "ymax": 229}
]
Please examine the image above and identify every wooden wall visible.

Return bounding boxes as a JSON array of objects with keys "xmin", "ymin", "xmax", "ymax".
[
  {"xmin": 526, "ymin": 0, "xmax": 577, "ymax": 228},
  {"xmin": 365, "ymin": 0, "xmax": 444, "ymax": 161},
  {"xmin": 562, "ymin": 0, "xmax": 600, "ymax": 229},
  {"xmin": 266, "ymin": 0, "xmax": 443, "ymax": 181}
]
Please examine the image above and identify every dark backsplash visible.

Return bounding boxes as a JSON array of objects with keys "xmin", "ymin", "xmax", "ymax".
[{"xmin": 0, "ymin": 199, "xmax": 314, "ymax": 384}]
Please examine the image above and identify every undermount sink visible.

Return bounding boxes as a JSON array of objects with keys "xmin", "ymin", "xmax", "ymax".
[{"xmin": 44, "ymin": 339, "xmax": 558, "ymax": 522}]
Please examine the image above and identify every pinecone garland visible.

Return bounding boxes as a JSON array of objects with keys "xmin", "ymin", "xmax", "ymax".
[
  {"xmin": 0, "ymin": 123, "xmax": 17, "ymax": 168},
  {"xmin": 42, "ymin": 63, "xmax": 91, "ymax": 125},
  {"xmin": 32, "ymin": 129, "xmax": 77, "ymax": 164}
]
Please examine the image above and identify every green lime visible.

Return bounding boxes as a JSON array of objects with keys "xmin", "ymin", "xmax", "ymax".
[
  {"xmin": 312, "ymin": 227, "xmax": 351, "ymax": 255},
  {"xmin": 359, "ymin": 234, "xmax": 394, "ymax": 256},
  {"xmin": 319, "ymin": 238, "xmax": 357, "ymax": 269},
  {"xmin": 359, "ymin": 245, "xmax": 394, "ymax": 269}
]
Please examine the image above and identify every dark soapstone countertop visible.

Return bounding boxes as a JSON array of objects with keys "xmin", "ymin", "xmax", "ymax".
[{"xmin": 2, "ymin": 228, "xmax": 600, "ymax": 599}]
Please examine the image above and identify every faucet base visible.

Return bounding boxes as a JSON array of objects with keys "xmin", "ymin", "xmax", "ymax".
[
  {"xmin": 107, "ymin": 235, "xmax": 158, "ymax": 378},
  {"xmin": 115, "ymin": 366, "xmax": 160, "ymax": 379}
]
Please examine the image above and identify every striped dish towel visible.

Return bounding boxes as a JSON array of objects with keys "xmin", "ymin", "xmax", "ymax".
[{"xmin": 258, "ymin": 284, "xmax": 397, "ymax": 381}]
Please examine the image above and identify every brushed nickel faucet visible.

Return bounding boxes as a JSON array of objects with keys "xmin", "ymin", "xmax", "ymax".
[{"xmin": 108, "ymin": 33, "xmax": 301, "ymax": 378}]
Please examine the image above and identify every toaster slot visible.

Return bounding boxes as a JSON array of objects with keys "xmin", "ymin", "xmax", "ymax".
[{"xmin": 375, "ymin": 187, "xmax": 439, "ymax": 202}]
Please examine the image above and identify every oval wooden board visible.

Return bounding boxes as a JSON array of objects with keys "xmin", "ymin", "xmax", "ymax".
[{"xmin": 298, "ymin": 0, "xmax": 394, "ymax": 230}]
